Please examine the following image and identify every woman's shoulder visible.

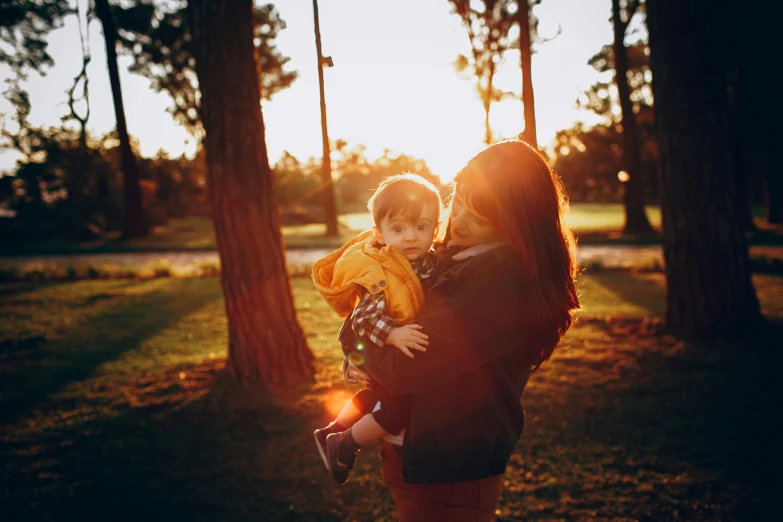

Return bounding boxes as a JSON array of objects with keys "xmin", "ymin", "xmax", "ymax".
[
  {"xmin": 461, "ymin": 243, "xmax": 517, "ymax": 268},
  {"xmin": 437, "ymin": 244, "xmax": 522, "ymax": 284}
]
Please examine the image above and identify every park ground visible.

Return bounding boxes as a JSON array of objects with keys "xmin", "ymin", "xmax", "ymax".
[
  {"xmin": 2, "ymin": 270, "xmax": 783, "ymax": 521},
  {"xmin": 3, "ymin": 203, "xmax": 783, "ymax": 282},
  {"xmin": 4, "ymin": 204, "xmax": 783, "ymax": 257}
]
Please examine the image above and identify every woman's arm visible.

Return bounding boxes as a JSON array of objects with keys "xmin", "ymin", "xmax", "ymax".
[{"xmin": 359, "ymin": 256, "xmax": 529, "ymax": 395}]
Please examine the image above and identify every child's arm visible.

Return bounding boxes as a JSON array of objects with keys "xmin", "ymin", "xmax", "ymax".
[{"xmin": 351, "ymin": 290, "xmax": 428, "ymax": 358}]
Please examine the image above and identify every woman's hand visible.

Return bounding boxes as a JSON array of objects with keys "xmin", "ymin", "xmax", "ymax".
[
  {"xmin": 386, "ymin": 324, "xmax": 429, "ymax": 358},
  {"xmin": 345, "ymin": 362, "xmax": 371, "ymax": 386}
]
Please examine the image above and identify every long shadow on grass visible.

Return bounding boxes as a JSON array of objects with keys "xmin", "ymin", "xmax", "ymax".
[
  {"xmin": 512, "ymin": 319, "xmax": 783, "ymax": 520},
  {"xmin": 587, "ymin": 271, "xmax": 666, "ymax": 315},
  {"xmin": 1, "ymin": 362, "xmax": 384, "ymax": 522},
  {"xmin": 0, "ymin": 278, "xmax": 222, "ymax": 426},
  {"xmin": 0, "ymin": 279, "xmax": 74, "ymax": 299}
]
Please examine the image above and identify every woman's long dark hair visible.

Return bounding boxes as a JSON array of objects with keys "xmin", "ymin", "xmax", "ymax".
[{"xmin": 451, "ymin": 139, "xmax": 580, "ymax": 370}]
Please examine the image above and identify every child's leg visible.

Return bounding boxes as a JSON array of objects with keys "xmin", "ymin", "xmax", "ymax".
[
  {"xmin": 335, "ymin": 390, "xmax": 378, "ymax": 428},
  {"xmin": 338, "ymin": 390, "xmax": 405, "ymax": 453},
  {"xmin": 369, "ymin": 395, "xmax": 409, "ymax": 436},
  {"xmin": 315, "ymin": 388, "xmax": 379, "ymax": 473},
  {"xmin": 319, "ymin": 388, "xmax": 377, "ymax": 434},
  {"xmin": 349, "ymin": 412, "xmax": 390, "ymax": 445},
  {"xmin": 334, "ymin": 398, "xmax": 367, "ymax": 428},
  {"xmin": 324, "ymin": 409, "xmax": 390, "ymax": 484}
]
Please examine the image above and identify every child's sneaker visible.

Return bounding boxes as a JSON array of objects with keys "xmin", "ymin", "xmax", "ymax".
[
  {"xmin": 325, "ymin": 433, "xmax": 356, "ymax": 485},
  {"xmin": 313, "ymin": 426, "xmax": 331, "ymax": 470}
]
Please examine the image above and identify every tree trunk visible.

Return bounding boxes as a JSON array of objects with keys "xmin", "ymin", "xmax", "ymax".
[
  {"xmin": 95, "ymin": 0, "xmax": 148, "ymax": 239},
  {"xmin": 518, "ymin": 0, "xmax": 537, "ymax": 148},
  {"xmin": 734, "ymin": 4, "xmax": 781, "ymax": 227},
  {"xmin": 64, "ymin": 125, "xmax": 89, "ymax": 237},
  {"xmin": 730, "ymin": 47, "xmax": 758, "ymax": 232},
  {"xmin": 483, "ymin": 63, "xmax": 495, "ymax": 146},
  {"xmin": 766, "ymin": 153, "xmax": 783, "ymax": 224},
  {"xmin": 72, "ymin": 128, "xmax": 95, "ymax": 239},
  {"xmin": 483, "ymin": 97, "xmax": 492, "ymax": 145},
  {"xmin": 312, "ymin": 0, "xmax": 339, "ymax": 237},
  {"xmin": 733, "ymin": 137, "xmax": 757, "ymax": 232},
  {"xmin": 646, "ymin": 0, "xmax": 762, "ymax": 339},
  {"xmin": 612, "ymin": 0, "xmax": 654, "ymax": 236},
  {"xmin": 189, "ymin": 0, "xmax": 314, "ymax": 389}
]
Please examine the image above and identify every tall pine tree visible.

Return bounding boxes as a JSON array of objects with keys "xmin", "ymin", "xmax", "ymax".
[
  {"xmin": 189, "ymin": 0, "xmax": 314, "ymax": 389},
  {"xmin": 646, "ymin": 0, "xmax": 762, "ymax": 338}
]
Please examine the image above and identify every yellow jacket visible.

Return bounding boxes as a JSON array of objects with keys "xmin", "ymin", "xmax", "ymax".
[{"xmin": 311, "ymin": 230, "xmax": 426, "ymax": 325}]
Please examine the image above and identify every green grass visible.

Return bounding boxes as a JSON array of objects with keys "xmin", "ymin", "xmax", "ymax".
[
  {"xmin": 1, "ymin": 275, "xmax": 782, "ymax": 520},
  {"xmin": 566, "ymin": 204, "xmax": 661, "ymax": 233},
  {"xmin": 124, "ymin": 214, "xmax": 377, "ymax": 250},
  {"xmin": 121, "ymin": 205, "xmax": 666, "ymax": 247},
  {"xmin": 124, "ymin": 205, "xmax": 663, "ymax": 250},
  {"xmin": 123, "ymin": 206, "xmax": 665, "ymax": 249},
  {"xmin": 5, "ymin": 204, "xmax": 783, "ymax": 256}
]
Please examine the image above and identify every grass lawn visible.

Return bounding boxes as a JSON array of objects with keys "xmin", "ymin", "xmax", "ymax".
[
  {"xmin": 5, "ymin": 204, "xmax": 783, "ymax": 256},
  {"xmin": 1, "ymin": 274, "xmax": 782, "ymax": 520},
  {"xmin": 119, "ymin": 205, "xmax": 667, "ymax": 249}
]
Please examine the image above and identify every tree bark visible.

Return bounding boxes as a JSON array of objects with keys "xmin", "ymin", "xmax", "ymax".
[
  {"xmin": 733, "ymin": 136, "xmax": 758, "ymax": 231},
  {"xmin": 766, "ymin": 153, "xmax": 783, "ymax": 224},
  {"xmin": 312, "ymin": 0, "xmax": 339, "ymax": 237},
  {"xmin": 189, "ymin": 0, "xmax": 314, "ymax": 389},
  {"xmin": 66, "ymin": 32, "xmax": 94, "ymax": 239},
  {"xmin": 483, "ymin": 62, "xmax": 495, "ymax": 146},
  {"xmin": 733, "ymin": 4, "xmax": 781, "ymax": 227},
  {"xmin": 518, "ymin": 0, "xmax": 537, "ymax": 148},
  {"xmin": 646, "ymin": 0, "xmax": 762, "ymax": 339},
  {"xmin": 612, "ymin": 0, "xmax": 654, "ymax": 236},
  {"xmin": 730, "ymin": 46, "xmax": 758, "ymax": 232},
  {"xmin": 95, "ymin": 0, "xmax": 148, "ymax": 239},
  {"xmin": 483, "ymin": 95, "xmax": 492, "ymax": 145}
]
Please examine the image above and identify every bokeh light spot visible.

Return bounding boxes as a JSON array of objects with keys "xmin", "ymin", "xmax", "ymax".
[
  {"xmin": 324, "ymin": 390, "xmax": 353, "ymax": 418},
  {"xmin": 347, "ymin": 352, "xmax": 366, "ymax": 366}
]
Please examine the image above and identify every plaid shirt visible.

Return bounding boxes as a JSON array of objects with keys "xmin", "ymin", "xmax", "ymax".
[{"xmin": 350, "ymin": 250, "xmax": 438, "ymax": 348}]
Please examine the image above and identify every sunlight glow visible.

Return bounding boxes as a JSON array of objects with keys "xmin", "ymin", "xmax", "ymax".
[
  {"xmin": 0, "ymin": 0, "xmax": 616, "ymax": 184},
  {"xmin": 347, "ymin": 352, "xmax": 366, "ymax": 366},
  {"xmin": 324, "ymin": 389, "xmax": 354, "ymax": 419}
]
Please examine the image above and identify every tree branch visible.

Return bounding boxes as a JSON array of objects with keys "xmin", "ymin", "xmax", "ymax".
[
  {"xmin": 536, "ymin": 24, "xmax": 562, "ymax": 45},
  {"xmin": 620, "ymin": 0, "xmax": 640, "ymax": 34},
  {"xmin": 66, "ymin": 0, "xmax": 91, "ymax": 134}
]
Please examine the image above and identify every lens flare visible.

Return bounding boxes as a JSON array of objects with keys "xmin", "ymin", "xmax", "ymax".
[
  {"xmin": 347, "ymin": 352, "xmax": 365, "ymax": 366},
  {"xmin": 323, "ymin": 390, "xmax": 353, "ymax": 418}
]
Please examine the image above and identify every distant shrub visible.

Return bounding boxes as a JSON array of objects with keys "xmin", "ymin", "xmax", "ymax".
[
  {"xmin": 196, "ymin": 262, "xmax": 220, "ymax": 278},
  {"xmin": 151, "ymin": 264, "xmax": 172, "ymax": 278}
]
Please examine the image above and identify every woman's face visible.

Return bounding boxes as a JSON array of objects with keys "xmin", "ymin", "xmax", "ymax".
[{"xmin": 448, "ymin": 190, "xmax": 502, "ymax": 247}]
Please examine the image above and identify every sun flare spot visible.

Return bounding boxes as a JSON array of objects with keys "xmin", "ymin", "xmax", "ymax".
[
  {"xmin": 324, "ymin": 389, "xmax": 354, "ymax": 419},
  {"xmin": 347, "ymin": 352, "xmax": 365, "ymax": 366}
]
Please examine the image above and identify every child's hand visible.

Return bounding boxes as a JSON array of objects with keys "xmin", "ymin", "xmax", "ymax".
[
  {"xmin": 345, "ymin": 362, "xmax": 371, "ymax": 386},
  {"xmin": 386, "ymin": 324, "xmax": 429, "ymax": 358}
]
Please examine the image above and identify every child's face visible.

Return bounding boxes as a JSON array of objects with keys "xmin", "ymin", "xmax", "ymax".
[{"xmin": 374, "ymin": 202, "xmax": 440, "ymax": 261}]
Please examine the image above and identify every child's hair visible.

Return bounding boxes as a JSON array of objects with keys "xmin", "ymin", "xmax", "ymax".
[{"xmin": 367, "ymin": 173, "xmax": 442, "ymax": 226}]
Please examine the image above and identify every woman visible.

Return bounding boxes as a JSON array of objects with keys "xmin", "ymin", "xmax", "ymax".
[{"xmin": 343, "ymin": 139, "xmax": 580, "ymax": 521}]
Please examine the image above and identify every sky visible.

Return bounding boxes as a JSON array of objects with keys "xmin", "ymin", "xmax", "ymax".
[{"xmin": 0, "ymin": 0, "xmax": 619, "ymax": 183}]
